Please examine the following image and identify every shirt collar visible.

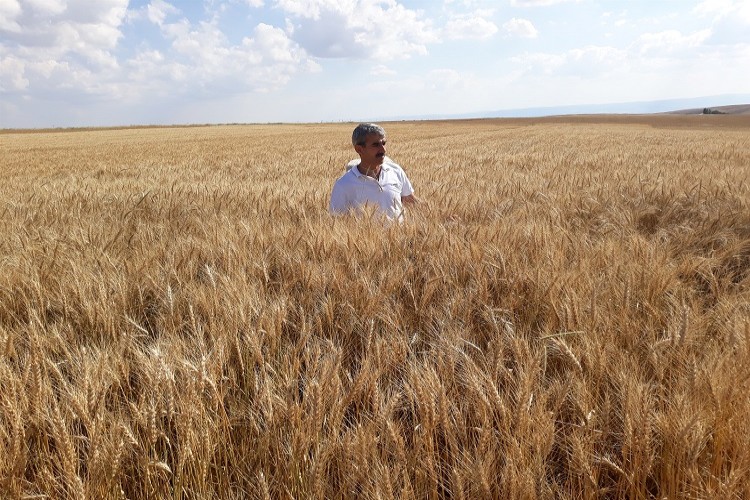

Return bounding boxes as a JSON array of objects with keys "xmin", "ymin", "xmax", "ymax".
[{"xmin": 351, "ymin": 161, "xmax": 393, "ymax": 178}]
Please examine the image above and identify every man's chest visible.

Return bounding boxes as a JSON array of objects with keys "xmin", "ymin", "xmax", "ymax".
[{"xmin": 352, "ymin": 173, "xmax": 402, "ymax": 200}]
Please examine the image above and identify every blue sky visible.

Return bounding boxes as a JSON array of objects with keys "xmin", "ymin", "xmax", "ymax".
[{"xmin": 1, "ymin": 0, "xmax": 748, "ymax": 128}]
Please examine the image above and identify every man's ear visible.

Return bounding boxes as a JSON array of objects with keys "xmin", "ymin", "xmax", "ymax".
[{"xmin": 354, "ymin": 144, "xmax": 364, "ymax": 156}]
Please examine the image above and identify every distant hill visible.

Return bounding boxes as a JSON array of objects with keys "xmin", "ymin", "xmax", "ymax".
[
  {"xmin": 664, "ymin": 104, "xmax": 750, "ymax": 115},
  {"xmin": 381, "ymin": 94, "xmax": 750, "ymax": 121}
]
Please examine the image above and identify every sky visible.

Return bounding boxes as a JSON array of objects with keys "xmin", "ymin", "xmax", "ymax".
[{"xmin": 1, "ymin": 0, "xmax": 749, "ymax": 128}]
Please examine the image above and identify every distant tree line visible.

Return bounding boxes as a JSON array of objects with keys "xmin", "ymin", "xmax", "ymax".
[{"xmin": 702, "ymin": 107, "xmax": 726, "ymax": 115}]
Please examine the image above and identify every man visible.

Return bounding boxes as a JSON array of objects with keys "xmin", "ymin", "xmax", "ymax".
[{"xmin": 329, "ymin": 123, "xmax": 417, "ymax": 221}]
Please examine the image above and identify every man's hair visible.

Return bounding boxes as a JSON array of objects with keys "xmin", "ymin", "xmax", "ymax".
[{"xmin": 352, "ymin": 123, "xmax": 385, "ymax": 146}]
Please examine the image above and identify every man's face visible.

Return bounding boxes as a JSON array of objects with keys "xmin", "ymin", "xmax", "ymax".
[{"xmin": 355, "ymin": 133, "xmax": 387, "ymax": 166}]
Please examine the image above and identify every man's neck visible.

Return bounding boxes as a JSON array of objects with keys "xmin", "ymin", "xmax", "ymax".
[{"xmin": 357, "ymin": 162, "xmax": 382, "ymax": 179}]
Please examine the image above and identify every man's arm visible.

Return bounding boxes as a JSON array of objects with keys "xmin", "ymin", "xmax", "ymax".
[
  {"xmin": 329, "ymin": 180, "xmax": 350, "ymax": 214},
  {"xmin": 401, "ymin": 194, "xmax": 418, "ymax": 205}
]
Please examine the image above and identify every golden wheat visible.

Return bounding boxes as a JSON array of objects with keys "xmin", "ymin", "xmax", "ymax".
[{"xmin": 1, "ymin": 116, "xmax": 749, "ymax": 498}]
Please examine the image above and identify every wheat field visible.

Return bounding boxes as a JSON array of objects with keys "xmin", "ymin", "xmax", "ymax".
[{"xmin": 1, "ymin": 115, "xmax": 749, "ymax": 499}]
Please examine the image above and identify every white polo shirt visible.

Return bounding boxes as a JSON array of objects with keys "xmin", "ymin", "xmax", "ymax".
[{"xmin": 329, "ymin": 158, "xmax": 414, "ymax": 221}]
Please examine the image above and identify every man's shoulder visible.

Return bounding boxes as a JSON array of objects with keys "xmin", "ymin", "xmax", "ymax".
[
  {"xmin": 383, "ymin": 158, "xmax": 405, "ymax": 173},
  {"xmin": 333, "ymin": 167, "xmax": 357, "ymax": 185},
  {"xmin": 345, "ymin": 156, "xmax": 403, "ymax": 172},
  {"xmin": 382, "ymin": 159, "xmax": 408, "ymax": 181}
]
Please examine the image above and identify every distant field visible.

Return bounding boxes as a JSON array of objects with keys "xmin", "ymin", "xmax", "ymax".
[{"xmin": 1, "ymin": 117, "xmax": 749, "ymax": 498}]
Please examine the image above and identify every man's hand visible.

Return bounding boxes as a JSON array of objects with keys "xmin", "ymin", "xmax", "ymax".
[{"xmin": 401, "ymin": 194, "xmax": 419, "ymax": 205}]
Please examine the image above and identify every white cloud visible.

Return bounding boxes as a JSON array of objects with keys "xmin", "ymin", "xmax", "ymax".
[
  {"xmin": 23, "ymin": 0, "xmax": 66, "ymax": 16},
  {"xmin": 0, "ymin": 0, "xmax": 128, "ymax": 50},
  {"xmin": 145, "ymin": 0, "xmax": 180, "ymax": 26},
  {"xmin": 442, "ymin": 0, "xmax": 482, "ymax": 6},
  {"xmin": 276, "ymin": 0, "xmax": 438, "ymax": 60},
  {"xmin": 0, "ymin": 0, "xmax": 129, "ymax": 100},
  {"xmin": 370, "ymin": 64, "xmax": 396, "ymax": 76},
  {"xmin": 502, "ymin": 18, "xmax": 538, "ymax": 38},
  {"xmin": 633, "ymin": 29, "xmax": 711, "ymax": 55},
  {"xmin": 136, "ymin": 14, "xmax": 320, "ymax": 94},
  {"xmin": 693, "ymin": 0, "xmax": 736, "ymax": 18},
  {"xmin": 694, "ymin": 0, "xmax": 750, "ymax": 45},
  {"xmin": 0, "ymin": 0, "xmax": 22, "ymax": 32},
  {"xmin": 512, "ymin": 45, "xmax": 627, "ymax": 77},
  {"xmin": 0, "ymin": 0, "xmax": 318, "ymax": 106},
  {"xmin": 275, "ymin": 0, "xmax": 336, "ymax": 19},
  {"xmin": 510, "ymin": 0, "xmax": 581, "ymax": 6},
  {"xmin": 0, "ymin": 54, "xmax": 29, "ymax": 91},
  {"xmin": 444, "ymin": 16, "xmax": 498, "ymax": 40}
]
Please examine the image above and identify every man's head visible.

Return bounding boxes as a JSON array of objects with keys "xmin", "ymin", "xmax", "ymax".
[
  {"xmin": 352, "ymin": 123, "xmax": 385, "ymax": 146},
  {"xmin": 352, "ymin": 123, "xmax": 387, "ymax": 167}
]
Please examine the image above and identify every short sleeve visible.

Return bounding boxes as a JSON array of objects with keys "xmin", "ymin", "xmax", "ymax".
[{"xmin": 400, "ymin": 170, "xmax": 414, "ymax": 197}]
